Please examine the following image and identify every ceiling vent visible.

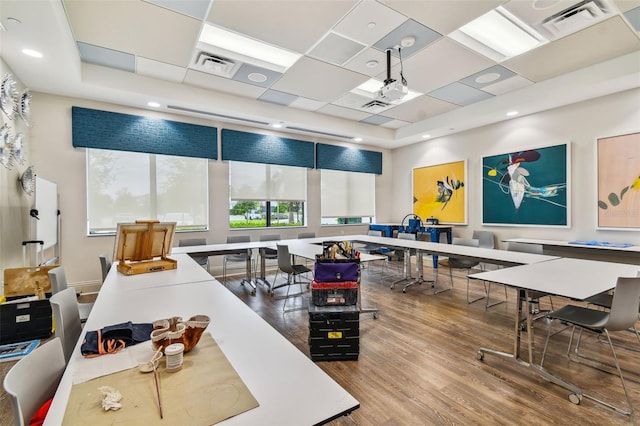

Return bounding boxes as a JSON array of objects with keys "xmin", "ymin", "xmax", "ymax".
[
  {"xmin": 361, "ymin": 99, "xmax": 392, "ymax": 113},
  {"xmin": 539, "ymin": 0, "xmax": 612, "ymax": 38},
  {"xmin": 192, "ymin": 52, "xmax": 240, "ymax": 78}
]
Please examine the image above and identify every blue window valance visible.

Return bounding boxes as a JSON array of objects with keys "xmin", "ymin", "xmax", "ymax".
[
  {"xmin": 71, "ymin": 106, "xmax": 217, "ymax": 159},
  {"xmin": 316, "ymin": 143, "xmax": 382, "ymax": 174},
  {"xmin": 221, "ymin": 129, "xmax": 314, "ymax": 168}
]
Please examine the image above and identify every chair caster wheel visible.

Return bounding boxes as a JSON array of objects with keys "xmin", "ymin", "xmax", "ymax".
[
  {"xmin": 402, "ymin": 289, "xmax": 407, "ymax": 293},
  {"xmin": 476, "ymin": 351, "xmax": 484, "ymax": 361},
  {"xmin": 568, "ymin": 393, "xmax": 582, "ymax": 405}
]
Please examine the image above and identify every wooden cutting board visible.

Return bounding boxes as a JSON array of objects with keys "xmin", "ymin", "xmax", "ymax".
[{"xmin": 3, "ymin": 265, "xmax": 58, "ymax": 297}]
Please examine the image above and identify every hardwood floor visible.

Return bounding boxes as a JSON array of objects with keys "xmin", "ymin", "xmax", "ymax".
[{"xmin": 1, "ymin": 261, "xmax": 639, "ymax": 425}]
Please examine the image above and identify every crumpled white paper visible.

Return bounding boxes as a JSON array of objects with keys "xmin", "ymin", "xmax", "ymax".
[{"xmin": 98, "ymin": 386, "xmax": 123, "ymax": 411}]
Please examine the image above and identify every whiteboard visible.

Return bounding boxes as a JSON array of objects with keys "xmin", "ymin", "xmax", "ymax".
[{"xmin": 34, "ymin": 176, "xmax": 58, "ymax": 250}]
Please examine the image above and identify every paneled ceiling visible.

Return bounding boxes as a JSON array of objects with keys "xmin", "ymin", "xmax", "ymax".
[{"xmin": 1, "ymin": 0, "xmax": 639, "ymax": 148}]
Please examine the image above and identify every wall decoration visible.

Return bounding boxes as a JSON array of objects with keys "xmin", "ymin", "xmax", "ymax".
[
  {"xmin": 0, "ymin": 123, "xmax": 13, "ymax": 169},
  {"xmin": 413, "ymin": 160, "xmax": 466, "ymax": 224},
  {"xmin": 482, "ymin": 143, "xmax": 569, "ymax": 226},
  {"xmin": 596, "ymin": 132, "xmax": 640, "ymax": 230},
  {"xmin": 1, "ymin": 73, "xmax": 18, "ymax": 120}
]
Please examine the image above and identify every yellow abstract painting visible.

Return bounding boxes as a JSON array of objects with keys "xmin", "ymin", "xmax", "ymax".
[{"xmin": 413, "ymin": 160, "xmax": 466, "ymax": 224}]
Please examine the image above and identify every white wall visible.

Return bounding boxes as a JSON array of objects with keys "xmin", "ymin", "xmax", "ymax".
[
  {"xmin": 391, "ymin": 88, "xmax": 640, "ymax": 248},
  {"xmin": 26, "ymin": 93, "xmax": 392, "ymax": 287}
]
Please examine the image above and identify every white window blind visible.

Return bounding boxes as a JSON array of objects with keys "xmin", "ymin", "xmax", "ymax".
[
  {"xmin": 229, "ymin": 161, "xmax": 306, "ymax": 201},
  {"xmin": 321, "ymin": 169, "xmax": 375, "ymax": 217},
  {"xmin": 87, "ymin": 149, "xmax": 208, "ymax": 234}
]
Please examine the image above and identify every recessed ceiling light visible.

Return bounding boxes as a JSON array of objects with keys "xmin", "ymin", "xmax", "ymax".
[
  {"xmin": 147, "ymin": 101, "xmax": 161, "ymax": 108},
  {"xmin": 422, "ymin": 134, "xmax": 431, "ymax": 139},
  {"xmin": 353, "ymin": 137, "xmax": 363, "ymax": 142},
  {"xmin": 271, "ymin": 122, "xmax": 283, "ymax": 128},
  {"xmin": 365, "ymin": 60, "xmax": 379, "ymax": 69},
  {"xmin": 22, "ymin": 48, "xmax": 43, "ymax": 58},
  {"xmin": 367, "ymin": 22, "xmax": 376, "ymax": 29},
  {"xmin": 248, "ymin": 72, "xmax": 267, "ymax": 83},
  {"xmin": 475, "ymin": 72, "xmax": 501, "ymax": 84},
  {"xmin": 450, "ymin": 6, "xmax": 546, "ymax": 61},
  {"xmin": 506, "ymin": 110, "xmax": 519, "ymax": 116},
  {"xmin": 199, "ymin": 24, "xmax": 300, "ymax": 71},
  {"xmin": 400, "ymin": 36, "xmax": 416, "ymax": 48}
]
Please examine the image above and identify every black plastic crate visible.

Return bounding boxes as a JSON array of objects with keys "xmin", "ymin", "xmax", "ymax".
[
  {"xmin": 309, "ymin": 304, "xmax": 359, "ymax": 361},
  {"xmin": 311, "ymin": 281, "xmax": 358, "ymax": 306},
  {"xmin": 0, "ymin": 298, "xmax": 52, "ymax": 344}
]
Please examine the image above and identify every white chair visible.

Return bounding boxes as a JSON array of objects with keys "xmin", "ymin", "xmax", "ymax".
[
  {"xmin": 50, "ymin": 287, "xmax": 83, "ymax": 363},
  {"xmin": 541, "ymin": 276, "xmax": 640, "ymax": 415},
  {"xmin": 179, "ymin": 238, "xmax": 210, "ymax": 272},
  {"xmin": 472, "ymin": 230, "xmax": 507, "ymax": 308},
  {"xmin": 3, "ymin": 337, "xmax": 66, "ymax": 426},
  {"xmin": 48, "ymin": 266, "xmax": 93, "ymax": 322}
]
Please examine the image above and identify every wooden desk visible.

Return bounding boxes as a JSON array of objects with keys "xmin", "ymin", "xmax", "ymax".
[
  {"xmin": 45, "ymin": 256, "xmax": 359, "ymax": 425},
  {"xmin": 503, "ymin": 238, "xmax": 640, "ymax": 265},
  {"xmin": 470, "ymin": 258, "xmax": 639, "ymax": 408}
]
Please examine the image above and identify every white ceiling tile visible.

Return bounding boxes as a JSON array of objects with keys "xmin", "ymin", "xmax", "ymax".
[
  {"xmin": 397, "ymin": 37, "xmax": 496, "ymax": 94},
  {"xmin": 483, "ymin": 75, "xmax": 535, "ymax": 95},
  {"xmin": 206, "ymin": 0, "xmax": 358, "ymax": 53},
  {"xmin": 344, "ymin": 47, "xmax": 400, "ymax": 77},
  {"xmin": 504, "ymin": 16, "xmax": 640, "ymax": 81},
  {"xmin": 137, "ymin": 57, "xmax": 187, "ymax": 83},
  {"xmin": 317, "ymin": 104, "xmax": 372, "ymax": 121},
  {"xmin": 289, "ymin": 97, "xmax": 327, "ymax": 111},
  {"xmin": 380, "ymin": 0, "xmax": 504, "ymax": 34},
  {"xmin": 381, "ymin": 119, "xmax": 411, "ymax": 129},
  {"xmin": 183, "ymin": 69, "xmax": 266, "ymax": 98},
  {"xmin": 308, "ymin": 32, "xmax": 366, "ymax": 66},
  {"xmin": 382, "ymin": 95, "xmax": 458, "ymax": 122},
  {"xmin": 333, "ymin": 0, "xmax": 408, "ymax": 46},
  {"xmin": 271, "ymin": 57, "xmax": 369, "ymax": 102},
  {"xmin": 63, "ymin": 0, "xmax": 200, "ymax": 67}
]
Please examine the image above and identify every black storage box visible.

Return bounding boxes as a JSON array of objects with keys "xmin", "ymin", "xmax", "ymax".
[
  {"xmin": 308, "ymin": 304, "xmax": 359, "ymax": 361},
  {"xmin": 0, "ymin": 298, "xmax": 52, "ymax": 344},
  {"xmin": 311, "ymin": 281, "xmax": 358, "ymax": 306}
]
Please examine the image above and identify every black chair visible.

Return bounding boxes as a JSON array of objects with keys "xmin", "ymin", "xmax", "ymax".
[
  {"xmin": 273, "ymin": 244, "xmax": 311, "ymax": 312},
  {"xmin": 438, "ymin": 238, "xmax": 482, "ymax": 302},
  {"xmin": 179, "ymin": 238, "xmax": 209, "ymax": 272},
  {"xmin": 541, "ymin": 276, "xmax": 640, "ymax": 415}
]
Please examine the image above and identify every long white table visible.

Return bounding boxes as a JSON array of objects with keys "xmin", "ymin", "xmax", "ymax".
[
  {"xmin": 470, "ymin": 257, "xmax": 640, "ymax": 408},
  {"xmin": 45, "ymin": 256, "xmax": 359, "ymax": 425},
  {"xmin": 503, "ymin": 237, "xmax": 640, "ymax": 265}
]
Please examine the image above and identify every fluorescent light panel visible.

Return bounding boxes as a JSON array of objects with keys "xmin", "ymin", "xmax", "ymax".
[
  {"xmin": 455, "ymin": 7, "xmax": 546, "ymax": 59},
  {"xmin": 199, "ymin": 24, "xmax": 300, "ymax": 70}
]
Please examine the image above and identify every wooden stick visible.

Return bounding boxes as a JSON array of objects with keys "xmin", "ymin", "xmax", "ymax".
[{"xmin": 152, "ymin": 362, "xmax": 163, "ymax": 419}]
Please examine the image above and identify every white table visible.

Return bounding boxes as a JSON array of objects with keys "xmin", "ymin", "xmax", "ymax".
[
  {"xmin": 45, "ymin": 256, "xmax": 359, "ymax": 425},
  {"xmin": 504, "ymin": 237, "xmax": 640, "ymax": 264},
  {"xmin": 470, "ymin": 257, "xmax": 640, "ymax": 407}
]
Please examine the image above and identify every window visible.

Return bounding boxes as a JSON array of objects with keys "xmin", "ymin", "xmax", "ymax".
[
  {"xmin": 229, "ymin": 161, "xmax": 306, "ymax": 228},
  {"xmin": 321, "ymin": 169, "xmax": 375, "ymax": 225},
  {"xmin": 87, "ymin": 149, "xmax": 208, "ymax": 234}
]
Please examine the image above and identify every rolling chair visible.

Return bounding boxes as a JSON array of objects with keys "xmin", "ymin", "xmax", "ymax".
[
  {"xmin": 273, "ymin": 244, "xmax": 312, "ymax": 312},
  {"xmin": 98, "ymin": 253, "xmax": 112, "ymax": 283},
  {"xmin": 541, "ymin": 276, "xmax": 640, "ymax": 415},
  {"xmin": 438, "ymin": 238, "xmax": 482, "ymax": 302},
  {"xmin": 222, "ymin": 235, "xmax": 253, "ymax": 286},
  {"xmin": 48, "ymin": 266, "xmax": 93, "ymax": 323},
  {"xmin": 472, "ymin": 230, "xmax": 507, "ymax": 308},
  {"xmin": 3, "ymin": 337, "xmax": 66, "ymax": 426},
  {"xmin": 179, "ymin": 238, "xmax": 210, "ymax": 272},
  {"xmin": 50, "ymin": 287, "xmax": 83, "ymax": 363}
]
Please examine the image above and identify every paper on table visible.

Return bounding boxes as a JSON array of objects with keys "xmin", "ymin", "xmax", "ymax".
[{"xmin": 73, "ymin": 341, "xmax": 156, "ymax": 385}]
